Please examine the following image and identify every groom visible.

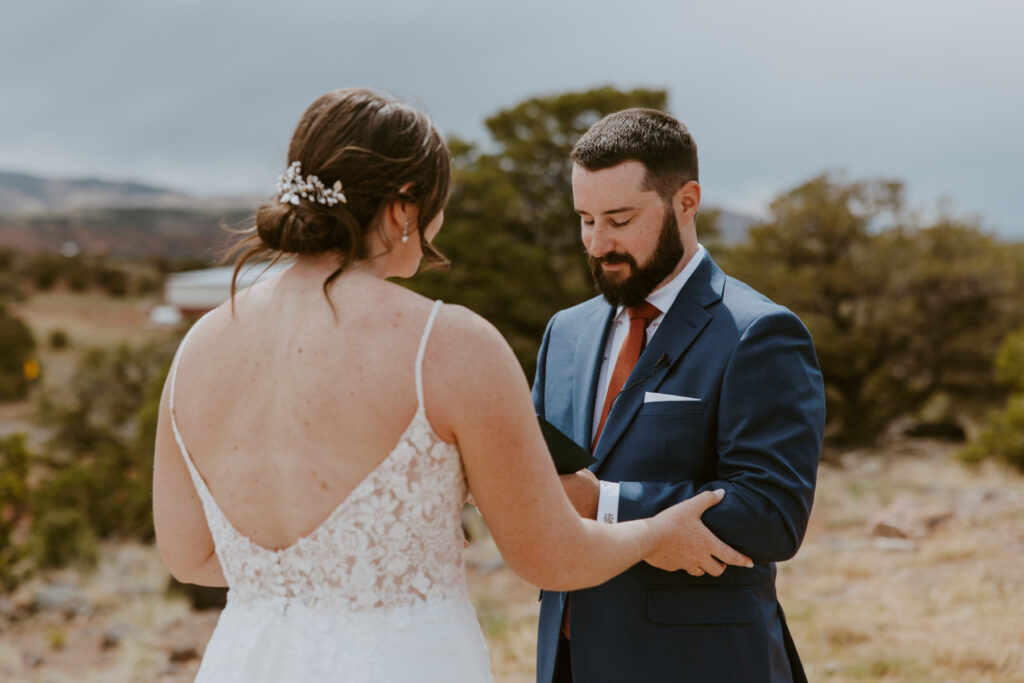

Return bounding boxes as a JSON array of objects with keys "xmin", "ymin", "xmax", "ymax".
[{"xmin": 532, "ymin": 109, "xmax": 826, "ymax": 682}]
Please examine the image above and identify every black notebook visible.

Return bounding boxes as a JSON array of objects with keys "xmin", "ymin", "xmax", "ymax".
[{"xmin": 538, "ymin": 415, "xmax": 597, "ymax": 474}]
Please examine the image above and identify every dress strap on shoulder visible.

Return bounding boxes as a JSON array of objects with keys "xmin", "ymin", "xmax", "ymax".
[
  {"xmin": 415, "ymin": 300, "xmax": 444, "ymax": 409},
  {"xmin": 167, "ymin": 313, "xmax": 217, "ymax": 502},
  {"xmin": 168, "ymin": 313, "xmax": 206, "ymax": 425}
]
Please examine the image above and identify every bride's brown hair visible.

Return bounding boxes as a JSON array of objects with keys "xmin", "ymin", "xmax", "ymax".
[{"xmin": 227, "ymin": 88, "xmax": 451, "ymax": 303}]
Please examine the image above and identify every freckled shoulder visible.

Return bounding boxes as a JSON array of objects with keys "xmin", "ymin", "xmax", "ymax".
[{"xmin": 426, "ymin": 303, "xmax": 511, "ymax": 366}]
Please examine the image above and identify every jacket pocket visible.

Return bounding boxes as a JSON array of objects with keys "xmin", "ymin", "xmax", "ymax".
[
  {"xmin": 638, "ymin": 399, "xmax": 706, "ymax": 416},
  {"xmin": 647, "ymin": 585, "xmax": 756, "ymax": 624}
]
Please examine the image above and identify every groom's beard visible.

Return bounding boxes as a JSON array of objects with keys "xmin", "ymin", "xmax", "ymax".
[{"xmin": 588, "ymin": 207, "xmax": 685, "ymax": 308}]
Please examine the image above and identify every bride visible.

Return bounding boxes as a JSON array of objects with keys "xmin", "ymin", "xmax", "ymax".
[{"xmin": 152, "ymin": 88, "xmax": 749, "ymax": 682}]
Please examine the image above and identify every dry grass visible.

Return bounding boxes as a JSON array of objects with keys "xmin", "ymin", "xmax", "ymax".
[
  {"xmin": 778, "ymin": 443, "xmax": 1024, "ymax": 682},
  {"xmin": 11, "ymin": 290, "xmax": 169, "ymax": 349}
]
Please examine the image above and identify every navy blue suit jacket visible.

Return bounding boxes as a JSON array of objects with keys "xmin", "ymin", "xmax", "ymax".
[{"xmin": 532, "ymin": 254, "xmax": 825, "ymax": 683}]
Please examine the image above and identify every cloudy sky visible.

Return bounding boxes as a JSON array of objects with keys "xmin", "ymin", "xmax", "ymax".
[{"xmin": 3, "ymin": 0, "xmax": 1022, "ymax": 237}]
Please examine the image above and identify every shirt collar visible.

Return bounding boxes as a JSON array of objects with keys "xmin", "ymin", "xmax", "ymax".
[{"xmin": 614, "ymin": 243, "xmax": 706, "ymax": 319}]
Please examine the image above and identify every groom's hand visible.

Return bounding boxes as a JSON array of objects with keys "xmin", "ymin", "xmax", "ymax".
[{"xmin": 559, "ymin": 469, "xmax": 599, "ymax": 519}]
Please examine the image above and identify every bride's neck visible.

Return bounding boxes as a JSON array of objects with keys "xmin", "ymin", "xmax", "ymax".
[{"xmin": 292, "ymin": 253, "xmax": 389, "ymax": 281}]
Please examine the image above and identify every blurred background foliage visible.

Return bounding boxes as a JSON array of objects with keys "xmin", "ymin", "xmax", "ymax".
[
  {"xmin": 0, "ymin": 85, "xmax": 1022, "ymax": 588},
  {"xmin": 0, "ymin": 343, "xmax": 173, "ymax": 587},
  {"xmin": 0, "ymin": 304, "xmax": 37, "ymax": 400}
]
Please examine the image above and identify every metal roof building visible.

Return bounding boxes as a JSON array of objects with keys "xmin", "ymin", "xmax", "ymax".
[{"xmin": 163, "ymin": 263, "xmax": 291, "ymax": 316}]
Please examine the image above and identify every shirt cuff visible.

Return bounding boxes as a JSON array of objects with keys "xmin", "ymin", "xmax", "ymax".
[{"xmin": 597, "ymin": 481, "xmax": 620, "ymax": 524}]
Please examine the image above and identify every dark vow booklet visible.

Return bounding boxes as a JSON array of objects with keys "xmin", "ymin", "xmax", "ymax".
[{"xmin": 538, "ymin": 415, "xmax": 596, "ymax": 474}]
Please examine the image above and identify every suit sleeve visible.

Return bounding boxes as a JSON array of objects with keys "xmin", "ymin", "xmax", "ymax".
[
  {"xmin": 531, "ymin": 314, "xmax": 556, "ymax": 417},
  {"xmin": 616, "ymin": 309, "xmax": 826, "ymax": 562}
]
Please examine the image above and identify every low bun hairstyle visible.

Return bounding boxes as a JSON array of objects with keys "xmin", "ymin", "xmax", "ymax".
[
  {"xmin": 255, "ymin": 200, "xmax": 358, "ymax": 255},
  {"xmin": 228, "ymin": 88, "xmax": 451, "ymax": 302}
]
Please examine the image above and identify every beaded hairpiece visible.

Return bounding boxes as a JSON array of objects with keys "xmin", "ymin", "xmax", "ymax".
[{"xmin": 276, "ymin": 161, "xmax": 347, "ymax": 206}]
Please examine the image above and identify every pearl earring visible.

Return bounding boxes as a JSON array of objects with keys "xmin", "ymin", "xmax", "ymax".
[{"xmin": 401, "ymin": 220, "xmax": 409, "ymax": 244}]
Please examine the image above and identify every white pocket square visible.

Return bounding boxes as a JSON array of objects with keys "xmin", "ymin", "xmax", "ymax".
[{"xmin": 644, "ymin": 392, "xmax": 701, "ymax": 403}]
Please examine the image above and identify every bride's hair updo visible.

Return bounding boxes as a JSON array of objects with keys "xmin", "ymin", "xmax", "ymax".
[{"xmin": 229, "ymin": 88, "xmax": 451, "ymax": 300}]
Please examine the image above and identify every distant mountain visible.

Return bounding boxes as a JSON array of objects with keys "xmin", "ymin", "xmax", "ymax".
[
  {"xmin": 0, "ymin": 170, "xmax": 197, "ymax": 214},
  {"xmin": 0, "ymin": 171, "xmax": 265, "ymax": 259},
  {"xmin": 0, "ymin": 206, "xmax": 256, "ymax": 259}
]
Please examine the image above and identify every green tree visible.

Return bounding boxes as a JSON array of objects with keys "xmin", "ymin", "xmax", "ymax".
[
  {"xmin": 887, "ymin": 220, "xmax": 1022, "ymax": 409},
  {"xmin": 722, "ymin": 174, "xmax": 1021, "ymax": 446}
]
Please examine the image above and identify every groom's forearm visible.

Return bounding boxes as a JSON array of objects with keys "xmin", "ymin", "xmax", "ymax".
[
  {"xmin": 619, "ymin": 314, "xmax": 824, "ymax": 562},
  {"xmin": 617, "ymin": 476, "xmax": 811, "ymax": 563},
  {"xmin": 616, "ymin": 373, "xmax": 822, "ymax": 562}
]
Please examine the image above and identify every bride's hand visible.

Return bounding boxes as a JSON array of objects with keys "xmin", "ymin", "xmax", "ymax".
[{"xmin": 644, "ymin": 490, "xmax": 753, "ymax": 576}]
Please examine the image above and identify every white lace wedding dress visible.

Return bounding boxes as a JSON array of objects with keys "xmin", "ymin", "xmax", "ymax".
[{"xmin": 167, "ymin": 300, "xmax": 493, "ymax": 681}]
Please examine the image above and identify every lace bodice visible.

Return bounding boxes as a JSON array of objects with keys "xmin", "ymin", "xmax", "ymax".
[{"xmin": 168, "ymin": 300, "xmax": 470, "ymax": 611}]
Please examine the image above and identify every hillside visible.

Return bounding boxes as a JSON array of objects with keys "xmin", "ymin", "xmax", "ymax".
[
  {"xmin": 0, "ymin": 206, "xmax": 255, "ymax": 260},
  {"xmin": 0, "ymin": 171, "xmax": 193, "ymax": 214},
  {"xmin": 0, "ymin": 172, "xmax": 262, "ymax": 259}
]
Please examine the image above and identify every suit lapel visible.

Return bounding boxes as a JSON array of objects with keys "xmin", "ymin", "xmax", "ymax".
[
  {"xmin": 591, "ymin": 254, "xmax": 726, "ymax": 470},
  {"xmin": 573, "ymin": 303, "xmax": 615, "ymax": 448}
]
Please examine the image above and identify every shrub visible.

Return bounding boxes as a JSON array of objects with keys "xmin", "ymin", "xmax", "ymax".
[
  {"xmin": 95, "ymin": 267, "xmax": 128, "ymax": 297},
  {"xmin": 0, "ymin": 434, "xmax": 32, "ymax": 589},
  {"xmin": 27, "ymin": 341, "xmax": 176, "ymax": 569},
  {"xmin": 0, "ymin": 305, "xmax": 36, "ymax": 401},
  {"xmin": 49, "ymin": 329, "xmax": 70, "ymax": 349},
  {"xmin": 961, "ymin": 396, "xmax": 1024, "ymax": 470},
  {"xmin": 995, "ymin": 327, "xmax": 1024, "ymax": 392},
  {"xmin": 30, "ymin": 507, "xmax": 99, "ymax": 569},
  {"xmin": 962, "ymin": 325, "xmax": 1024, "ymax": 471},
  {"xmin": 28, "ymin": 255, "xmax": 61, "ymax": 290}
]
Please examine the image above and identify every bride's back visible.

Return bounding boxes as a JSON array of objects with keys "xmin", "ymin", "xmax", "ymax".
[
  {"xmin": 151, "ymin": 88, "xmax": 504, "ymax": 681},
  {"xmin": 171, "ymin": 268, "xmax": 439, "ymax": 551}
]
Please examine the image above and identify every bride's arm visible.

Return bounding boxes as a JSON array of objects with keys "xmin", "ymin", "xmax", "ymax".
[
  {"xmin": 153, "ymin": 377, "xmax": 228, "ymax": 587},
  {"xmin": 425, "ymin": 306, "xmax": 751, "ymax": 591}
]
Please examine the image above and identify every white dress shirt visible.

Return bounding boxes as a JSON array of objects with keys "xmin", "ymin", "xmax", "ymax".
[{"xmin": 593, "ymin": 244, "xmax": 706, "ymax": 523}]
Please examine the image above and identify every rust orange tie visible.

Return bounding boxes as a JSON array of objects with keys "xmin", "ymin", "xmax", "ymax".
[{"xmin": 591, "ymin": 301, "xmax": 662, "ymax": 450}]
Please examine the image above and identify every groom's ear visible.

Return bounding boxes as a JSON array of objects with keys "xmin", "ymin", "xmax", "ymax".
[{"xmin": 673, "ymin": 180, "xmax": 701, "ymax": 224}]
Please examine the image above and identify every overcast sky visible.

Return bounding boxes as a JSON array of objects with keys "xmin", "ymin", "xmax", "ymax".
[{"xmin": 3, "ymin": 0, "xmax": 1022, "ymax": 237}]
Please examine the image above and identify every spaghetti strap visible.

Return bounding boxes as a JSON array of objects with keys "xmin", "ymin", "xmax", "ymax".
[
  {"xmin": 167, "ymin": 314, "xmax": 217, "ymax": 502},
  {"xmin": 415, "ymin": 300, "xmax": 443, "ymax": 409}
]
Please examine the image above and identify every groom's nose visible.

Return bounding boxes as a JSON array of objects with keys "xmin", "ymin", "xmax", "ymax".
[{"xmin": 585, "ymin": 224, "xmax": 616, "ymax": 258}]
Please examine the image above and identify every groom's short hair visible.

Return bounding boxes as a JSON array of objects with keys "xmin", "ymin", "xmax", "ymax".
[{"xmin": 571, "ymin": 108, "xmax": 699, "ymax": 201}]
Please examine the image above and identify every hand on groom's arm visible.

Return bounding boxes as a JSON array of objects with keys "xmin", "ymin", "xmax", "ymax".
[{"xmin": 617, "ymin": 310, "xmax": 826, "ymax": 563}]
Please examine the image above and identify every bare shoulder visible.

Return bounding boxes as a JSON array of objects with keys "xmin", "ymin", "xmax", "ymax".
[
  {"xmin": 421, "ymin": 304, "xmax": 528, "ymax": 440},
  {"xmin": 174, "ymin": 298, "xmax": 238, "ymax": 357},
  {"xmin": 428, "ymin": 303, "xmax": 518, "ymax": 372}
]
